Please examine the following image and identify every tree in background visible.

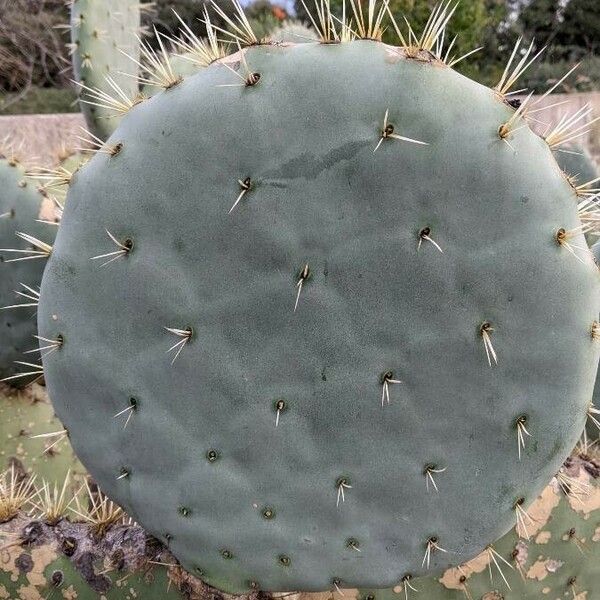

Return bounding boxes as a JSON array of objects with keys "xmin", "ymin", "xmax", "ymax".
[
  {"xmin": 558, "ymin": 0, "xmax": 600, "ymax": 56},
  {"xmin": 294, "ymin": 0, "xmax": 598, "ymax": 90},
  {"xmin": 512, "ymin": 0, "xmax": 600, "ymax": 91},
  {"xmin": 245, "ymin": 0, "xmax": 289, "ymax": 40},
  {"xmin": 145, "ymin": 0, "xmax": 213, "ymax": 38},
  {"xmin": 445, "ymin": 0, "xmax": 509, "ymax": 83},
  {"xmin": 511, "ymin": 0, "xmax": 600, "ymax": 59},
  {"xmin": 0, "ymin": 0, "xmax": 70, "ymax": 106},
  {"xmin": 518, "ymin": 0, "xmax": 561, "ymax": 49}
]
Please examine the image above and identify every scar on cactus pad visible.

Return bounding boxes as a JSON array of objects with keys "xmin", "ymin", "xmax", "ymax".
[{"xmin": 28, "ymin": 0, "xmax": 600, "ymax": 594}]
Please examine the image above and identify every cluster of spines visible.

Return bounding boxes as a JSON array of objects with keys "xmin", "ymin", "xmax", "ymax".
[{"xmin": 0, "ymin": 463, "xmax": 126, "ymax": 532}]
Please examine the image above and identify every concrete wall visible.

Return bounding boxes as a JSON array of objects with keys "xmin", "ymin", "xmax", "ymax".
[
  {"xmin": 0, "ymin": 92, "xmax": 599, "ymax": 167},
  {"xmin": 0, "ymin": 113, "xmax": 85, "ymax": 167},
  {"xmin": 518, "ymin": 92, "xmax": 600, "ymax": 162}
]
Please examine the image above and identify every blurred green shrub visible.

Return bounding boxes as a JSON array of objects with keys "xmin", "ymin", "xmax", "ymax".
[{"xmin": 0, "ymin": 87, "xmax": 78, "ymax": 115}]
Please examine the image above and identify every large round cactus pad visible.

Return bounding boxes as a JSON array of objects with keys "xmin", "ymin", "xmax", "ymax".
[{"xmin": 39, "ymin": 42, "xmax": 599, "ymax": 593}]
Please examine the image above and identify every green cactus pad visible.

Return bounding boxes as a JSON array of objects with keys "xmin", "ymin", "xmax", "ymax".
[
  {"xmin": 0, "ymin": 159, "xmax": 56, "ymax": 385},
  {"xmin": 270, "ymin": 22, "xmax": 318, "ymax": 43},
  {"xmin": 70, "ymin": 0, "xmax": 141, "ymax": 140},
  {"xmin": 2, "ymin": 452, "xmax": 597, "ymax": 600},
  {"xmin": 356, "ymin": 450, "xmax": 600, "ymax": 599},
  {"xmin": 39, "ymin": 42, "xmax": 599, "ymax": 592},
  {"xmin": 554, "ymin": 146, "xmax": 599, "ymax": 189},
  {"xmin": 143, "ymin": 53, "xmax": 203, "ymax": 98},
  {"xmin": 591, "ymin": 241, "xmax": 600, "ymax": 443}
]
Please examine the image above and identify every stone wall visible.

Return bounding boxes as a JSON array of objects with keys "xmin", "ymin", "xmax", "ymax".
[{"xmin": 0, "ymin": 113, "xmax": 85, "ymax": 167}]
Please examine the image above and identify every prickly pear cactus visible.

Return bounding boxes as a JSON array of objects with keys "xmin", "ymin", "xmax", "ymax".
[
  {"xmin": 591, "ymin": 241, "xmax": 600, "ymax": 444},
  {"xmin": 142, "ymin": 53, "xmax": 204, "ymax": 98},
  {"xmin": 38, "ymin": 7, "xmax": 600, "ymax": 594},
  {"xmin": 70, "ymin": 0, "xmax": 141, "ymax": 140},
  {"xmin": 142, "ymin": 21, "xmax": 228, "ymax": 98},
  {"xmin": 52, "ymin": 150, "xmax": 88, "ymax": 205},
  {"xmin": 554, "ymin": 145, "xmax": 599, "ymax": 189},
  {"xmin": 0, "ymin": 158, "xmax": 57, "ymax": 384},
  {"xmin": 356, "ymin": 449, "xmax": 600, "ymax": 600},
  {"xmin": 270, "ymin": 22, "xmax": 318, "ymax": 43},
  {"xmin": 2, "ymin": 452, "xmax": 597, "ymax": 600}
]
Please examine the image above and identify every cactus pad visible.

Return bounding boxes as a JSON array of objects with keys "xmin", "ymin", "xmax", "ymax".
[
  {"xmin": 0, "ymin": 158, "xmax": 56, "ymax": 384},
  {"xmin": 70, "ymin": 0, "xmax": 141, "ymax": 140},
  {"xmin": 554, "ymin": 146, "xmax": 599, "ymax": 189},
  {"xmin": 591, "ymin": 241, "xmax": 600, "ymax": 444},
  {"xmin": 39, "ymin": 41, "xmax": 599, "ymax": 592},
  {"xmin": 357, "ymin": 449, "xmax": 600, "ymax": 599},
  {"xmin": 270, "ymin": 22, "xmax": 318, "ymax": 43}
]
